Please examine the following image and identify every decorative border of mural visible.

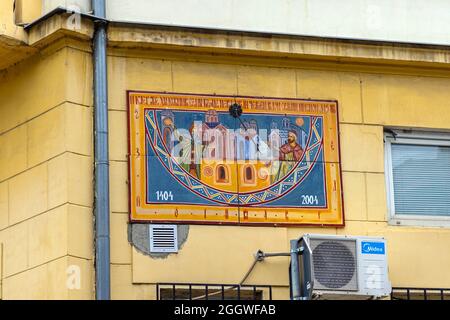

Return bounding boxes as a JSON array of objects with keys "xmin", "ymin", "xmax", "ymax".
[{"xmin": 128, "ymin": 91, "xmax": 345, "ymax": 227}]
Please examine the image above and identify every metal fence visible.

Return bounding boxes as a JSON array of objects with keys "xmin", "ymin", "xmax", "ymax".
[
  {"xmin": 156, "ymin": 283, "xmax": 273, "ymax": 301},
  {"xmin": 391, "ymin": 288, "xmax": 450, "ymax": 300},
  {"xmin": 157, "ymin": 284, "xmax": 450, "ymax": 300}
]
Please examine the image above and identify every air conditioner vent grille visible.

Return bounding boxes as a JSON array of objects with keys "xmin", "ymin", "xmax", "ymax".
[
  {"xmin": 149, "ymin": 225, "xmax": 178, "ymax": 253},
  {"xmin": 310, "ymin": 239, "xmax": 358, "ymax": 291}
]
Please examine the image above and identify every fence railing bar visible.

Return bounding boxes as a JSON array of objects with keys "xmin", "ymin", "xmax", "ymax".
[
  {"xmin": 159, "ymin": 285, "xmax": 450, "ymax": 301},
  {"xmin": 156, "ymin": 284, "xmax": 160, "ymax": 301},
  {"xmin": 390, "ymin": 287, "xmax": 450, "ymax": 301},
  {"xmin": 155, "ymin": 283, "xmax": 333, "ymax": 301}
]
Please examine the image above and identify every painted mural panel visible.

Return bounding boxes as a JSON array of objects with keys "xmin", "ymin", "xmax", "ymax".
[{"xmin": 129, "ymin": 92, "xmax": 344, "ymax": 226}]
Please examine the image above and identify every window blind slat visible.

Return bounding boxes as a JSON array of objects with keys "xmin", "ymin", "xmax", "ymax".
[{"xmin": 392, "ymin": 144, "xmax": 450, "ymax": 216}]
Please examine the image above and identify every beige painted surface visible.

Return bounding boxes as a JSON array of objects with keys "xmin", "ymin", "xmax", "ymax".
[
  {"xmin": 0, "ymin": 0, "xmax": 27, "ymax": 41},
  {"xmin": 1, "ymin": 15, "xmax": 450, "ymax": 299},
  {"xmin": 106, "ymin": 44, "xmax": 450, "ymax": 299},
  {"xmin": 14, "ymin": 0, "xmax": 42, "ymax": 25},
  {"xmin": 0, "ymin": 0, "xmax": 36, "ymax": 70},
  {"xmin": 0, "ymin": 44, "xmax": 94, "ymax": 300},
  {"xmin": 0, "ymin": 243, "xmax": 3, "ymax": 299},
  {"xmin": 362, "ymin": 73, "xmax": 450, "ymax": 129},
  {"xmin": 2, "ymin": 256, "xmax": 93, "ymax": 300}
]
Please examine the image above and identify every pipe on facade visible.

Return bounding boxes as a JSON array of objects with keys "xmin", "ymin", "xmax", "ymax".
[{"xmin": 92, "ymin": 0, "xmax": 110, "ymax": 300}]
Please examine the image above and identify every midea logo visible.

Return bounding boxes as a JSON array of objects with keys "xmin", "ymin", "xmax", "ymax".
[{"xmin": 362, "ymin": 242, "xmax": 385, "ymax": 254}]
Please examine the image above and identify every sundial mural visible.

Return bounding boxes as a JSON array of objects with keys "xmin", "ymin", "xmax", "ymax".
[{"xmin": 129, "ymin": 92, "xmax": 344, "ymax": 226}]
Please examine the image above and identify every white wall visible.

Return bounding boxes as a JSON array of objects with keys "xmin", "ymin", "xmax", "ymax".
[
  {"xmin": 106, "ymin": 0, "xmax": 450, "ymax": 46},
  {"xmin": 42, "ymin": 0, "xmax": 91, "ymax": 14}
]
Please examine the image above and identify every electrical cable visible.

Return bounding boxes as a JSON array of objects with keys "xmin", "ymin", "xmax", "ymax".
[
  {"xmin": 239, "ymin": 251, "xmax": 263, "ymax": 286},
  {"xmin": 191, "ymin": 250, "xmax": 285, "ymax": 300},
  {"xmin": 191, "ymin": 251, "xmax": 263, "ymax": 300}
]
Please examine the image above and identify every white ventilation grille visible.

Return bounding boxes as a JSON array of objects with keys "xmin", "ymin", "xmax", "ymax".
[{"xmin": 149, "ymin": 225, "xmax": 178, "ymax": 253}]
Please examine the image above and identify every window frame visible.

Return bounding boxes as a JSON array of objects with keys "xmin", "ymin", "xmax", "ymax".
[{"xmin": 385, "ymin": 130, "xmax": 450, "ymax": 228}]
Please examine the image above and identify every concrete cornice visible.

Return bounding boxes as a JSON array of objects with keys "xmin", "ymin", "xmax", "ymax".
[
  {"xmin": 0, "ymin": 13, "xmax": 94, "ymax": 70},
  {"xmin": 27, "ymin": 14, "xmax": 94, "ymax": 48},
  {"xmin": 107, "ymin": 25, "xmax": 450, "ymax": 69},
  {"xmin": 4, "ymin": 12, "xmax": 450, "ymax": 72}
]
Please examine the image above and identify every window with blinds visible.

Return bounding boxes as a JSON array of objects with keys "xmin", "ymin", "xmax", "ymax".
[
  {"xmin": 385, "ymin": 131, "xmax": 450, "ymax": 224},
  {"xmin": 391, "ymin": 144, "xmax": 450, "ymax": 216}
]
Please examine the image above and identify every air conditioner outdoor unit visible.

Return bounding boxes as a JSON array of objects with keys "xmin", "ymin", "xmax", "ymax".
[{"xmin": 303, "ymin": 234, "xmax": 391, "ymax": 300}]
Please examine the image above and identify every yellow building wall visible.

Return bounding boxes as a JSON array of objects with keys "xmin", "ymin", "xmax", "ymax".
[
  {"xmin": 0, "ymin": 42, "xmax": 94, "ymax": 299},
  {"xmin": 0, "ymin": 0, "xmax": 41, "ymax": 40},
  {"xmin": 14, "ymin": 0, "xmax": 43, "ymax": 25},
  {"xmin": 107, "ymin": 48, "xmax": 450, "ymax": 300},
  {"xmin": 0, "ymin": 0, "xmax": 25, "ymax": 41},
  {"xmin": 0, "ymin": 0, "xmax": 35, "ymax": 70},
  {"xmin": 2, "ymin": 16, "xmax": 450, "ymax": 300}
]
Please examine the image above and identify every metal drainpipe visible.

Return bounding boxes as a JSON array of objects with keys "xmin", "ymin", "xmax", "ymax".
[{"xmin": 92, "ymin": 0, "xmax": 110, "ymax": 300}]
